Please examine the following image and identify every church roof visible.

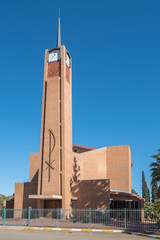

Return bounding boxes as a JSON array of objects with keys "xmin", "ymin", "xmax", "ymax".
[{"xmin": 72, "ymin": 144, "xmax": 95, "ymax": 150}]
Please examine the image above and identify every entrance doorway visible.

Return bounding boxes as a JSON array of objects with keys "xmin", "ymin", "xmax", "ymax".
[
  {"xmin": 44, "ymin": 200, "xmax": 62, "ymax": 218},
  {"xmin": 44, "ymin": 200, "xmax": 62, "ymax": 209}
]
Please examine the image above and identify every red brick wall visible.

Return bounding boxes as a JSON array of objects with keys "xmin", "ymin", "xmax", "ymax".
[
  {"xmin": 48, "ymin": 62, "xmax": 60, "ymax": 78},
  {"xmin": 66, "ymin": 65, "xmax": 70, "ymax": 83},
  {"xmin": 3, "ymin": 198, "xmax": 14, "ymax": 209},
  {"xmin": 72, "ymin": 179, "xmax": 110, "ymax": 209},
  {"xmin": 29, "ymin": 153, "xmax": 40, "ymax": 182},
  {"xmin": 14, "ymin": 182, "xmax": 38, "ymax": 210},
  {"xmin": 106, "ymin": 145, "xmax": 131, "ymax": 193}
]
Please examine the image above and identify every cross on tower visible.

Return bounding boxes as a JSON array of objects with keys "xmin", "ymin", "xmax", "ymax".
[{"xmin": 45, "ymin": 129, "xmax": 55, "ymax": 182}]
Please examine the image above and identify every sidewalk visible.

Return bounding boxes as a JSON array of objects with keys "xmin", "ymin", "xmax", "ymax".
[
  {"xmin": 0, "ymin": 225, "xmax": 160, "ymax": 239},
  {"xmin": 0, "ymin": 225, "xmax": 25, "ymax": 231}
]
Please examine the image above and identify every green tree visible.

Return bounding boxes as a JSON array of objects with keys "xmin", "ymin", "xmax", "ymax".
[
  {"xmin": 142, "ymin": 171, "xmax": 146, "ymax": 198},
  {"xmin": 144, "ymin": 200, "xmax": 160, "ymax": 210},
  {"xmin": 148, "ymin": 188, "xmax": 150, "ymax": 202},
  {"xmin": 144, "ymin": 201, "xmax": 153, "ymax": 211},
  {"xmin": 0, "ymin": 194, "xmax": 13, "ymax": 208},
  {"xmin": 150, "ymin": 148, "xmax": 160, "ymax": 183},
  {"xmin": 151, "ymin": 178, "xmax": 158, "ymax": 203},
  {"xmin": 142, "ymin": 171, "xmax": 150, "ymax": 202},
  {"xmin": 153, "ymin": 199, "xmax": 160, "ymax": 210}
]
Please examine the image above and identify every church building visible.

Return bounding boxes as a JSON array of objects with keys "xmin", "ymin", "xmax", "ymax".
[{"xmin": 9, "ymin": 17, "xmax": 144, "ymax": 212}]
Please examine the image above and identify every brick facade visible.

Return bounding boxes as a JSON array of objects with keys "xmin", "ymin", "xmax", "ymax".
[
  {"xmin": 72, "ymin": 179, "xmax": 110, "ymax": 209},
  {"xmin": 66, "ymin": 65, "xmax": 70, "ymax": 83},
  {"xmin": 9, "ymin": 44, "xmax": 144, "ymax": 213},
  {"xmin": 47, "ymin": 62, "xmax": 60, "ymax": 78}
]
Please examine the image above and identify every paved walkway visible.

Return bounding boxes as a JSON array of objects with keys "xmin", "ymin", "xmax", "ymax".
[
  {"xmin": 0, "ymin": 229, "xmax": 150, "ymax": 240},
  {"xmin": 0, "ymin": 226, "xmax": 160, "ymax": 239}
]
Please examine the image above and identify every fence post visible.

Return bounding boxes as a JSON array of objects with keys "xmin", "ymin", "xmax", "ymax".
[
  {"xmin": 89, "ymin": 208, "xmax": 91, "ymax": 229},
  {"xmin": 28, "ymin": 207, "xmax": 31, "ymax": 226},
  {"xmin": 124, "ymin": 208, "xmax": 126, "ymax": 229},
  {"xmin": 3, "ymin": 208, "xmax": 6, "ymax": 225},
  {"xmin": 57, "ymin": 208, "xmax": 59, "ymax": 228}
]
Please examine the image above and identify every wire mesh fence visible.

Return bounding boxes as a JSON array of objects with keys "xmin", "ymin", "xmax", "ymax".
[
  {"xmin": 5, "ymin": 209, "xmax": 28, "ymax": 226},
  {"xmin": 0, "ymin": 209, "xmax": 3, "ymax": 225},
  {"xmin": 30, "ymin": 209, "xmax": 58, "ymax": 227},
  {"xmin": 0, "ymin": 208, "xmax": 159, "ymax": 234},
  {"xmin": 127, "ymin": 209, "xmax": 160, "ymax": 234}
]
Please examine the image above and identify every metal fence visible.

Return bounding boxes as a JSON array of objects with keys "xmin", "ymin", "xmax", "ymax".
[{"xmin": 0, "ymin": 208, "xmax": 159, "ymax": 234}]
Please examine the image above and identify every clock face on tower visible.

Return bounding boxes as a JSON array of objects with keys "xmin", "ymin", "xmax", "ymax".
[
  {"xmin": 66, "ymin": 52, "xmax": 70, "ymax": 68},
  {"xmin": 48, "ymin": 50, "xmax": 60, "ymax": 63},
  {"xmin": 66, "ymin": 53, "xmax": 69, "ymax": 67}
]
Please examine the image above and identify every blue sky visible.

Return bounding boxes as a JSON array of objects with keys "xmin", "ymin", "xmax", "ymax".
[{"xmin": 0, "ymin": 0, "xmax": 160, "ymax": 197}]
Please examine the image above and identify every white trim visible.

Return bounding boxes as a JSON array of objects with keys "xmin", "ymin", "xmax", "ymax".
[{"xmin": 29, "ymin": 195, "xmax": 62, "ymax": 200}]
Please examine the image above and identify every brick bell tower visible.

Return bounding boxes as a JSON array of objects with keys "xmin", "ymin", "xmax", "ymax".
[{"xmin": 37, "ymin": 15, "xmax": 73, "ymax": 210}]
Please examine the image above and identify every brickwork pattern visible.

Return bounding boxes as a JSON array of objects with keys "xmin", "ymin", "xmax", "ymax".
[
  {"xmin": 14, "ymin": 182, "xmax": 37, "ymax": 216},
  {"xmin": 29, "ymin": 153, "xmax": 40, "ymax": 182},
  {"xmin": 66, "ymin": 65, "xmax": 70, "ymax": 83},
  {"xmin": 48, "ymin": 62, "xmax": 60, "ymax": 78},
  {"xmin": 12, "ymin": 45, "xmax": 135, "ymax": 212},
  {"xmin": 72, "ymin": 179, "xmax": 110, "ymax": 209}
]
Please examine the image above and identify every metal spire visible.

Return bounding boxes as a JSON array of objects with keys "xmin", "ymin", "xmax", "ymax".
[{"xmin": 56, "ymin": 9, "xmax": 61, "ymax": 48}]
